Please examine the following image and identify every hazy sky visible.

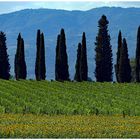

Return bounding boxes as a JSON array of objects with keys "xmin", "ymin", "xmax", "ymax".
[{"xmin": 0, "ymin": 1, "xmax": 140, "ymax": 14}]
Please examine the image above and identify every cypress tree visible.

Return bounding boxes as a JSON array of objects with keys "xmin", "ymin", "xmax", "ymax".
[
  {"xmin": 95, "ymin": 33, "xmax": 104, "ymax": 82},
  {"xmin": 55, "ymin": 28, "xmax": 69, "ymax": 81},
  {"xmin": 74, "ymin": 43, "xmax": 82, "ymax": 82},
  {"xmin": 119, "ymin": 38, "xmax": 131, "ymax": 83},
  {"xmin": 15, "ymin": 33, "xmax": 21, "ymax": 80},
  {"xmin": 35, "ymin": 30, "xmax": 46, "ymax": 80},
  {"xmin": 40, "ymin": 33, "xmax": 46, "ymax": 80},
  {"xmin": 80, "ymin": 32, "xmax": 88, "ymax": 81},
  {"xmin": 95, "ymin": 15, "xmax": 113, "ymax": 82},
  {"xmin": 115, "ymin": 31, "xmax": 122, "ymax": 82},
  {"xmin": 0, "ymin": 32, "xmax": 10, "ymax": 80},
  {"xmin": 35, "ymin": 29, "xmax": 41, "ymax": 81},
  {"xmin": 135, "ymin": 26, "xmax": 140, "ymax": 82},
  {"xmin": 21, "ymin": 38, "xmax": 27, "ymax": 79},
  {"xmin": 15, "ymin": 33, "xmax": 27, "ymax": 80},
  {"xmin": 55, "ymin": 34, "xmax": 60, "ymax": 81}
]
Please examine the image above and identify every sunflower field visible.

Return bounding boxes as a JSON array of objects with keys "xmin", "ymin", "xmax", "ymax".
[{"xmin": 0, "ymin": 114, "xmax": 140, "ymax": 138}]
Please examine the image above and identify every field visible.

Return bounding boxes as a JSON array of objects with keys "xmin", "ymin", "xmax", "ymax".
[
  {"xmin": 0, "ymin": 80, "xmax": 140, "ymax": 115},
  {"xmin": 0, "ymin": 114, "xmax": 140, "ymax": 138},
  {"xmin": 0, "ymin": 80, "xmax": 140, "ymax": 138}
]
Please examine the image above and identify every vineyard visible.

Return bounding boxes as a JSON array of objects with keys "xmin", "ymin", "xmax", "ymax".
[
  {"xmin": 0, "ymin": 80, "xmax": 140, "ymax": 138},
  {"xmin": 0, "ymin": 80, "xmax": 140, "ymax": 115}
]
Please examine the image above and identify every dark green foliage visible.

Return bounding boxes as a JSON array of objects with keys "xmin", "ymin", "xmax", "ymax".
[
  {"xmin": 55, "ymin": 29, "xmax": 69, "ymax": 81},
  {"xmin": 95, "ymin": 36, "xmax": 103, "ymax": 82},
  {"xmin": 35, "ymin": 30, "xmax": 46, "ymax": 80},
  {"xmin": 95, "ymin": 15, "xmax": 113, "ymax": 82},
  {"xmin": 115, "ymin": 31, "xmax": 122, "ymax": 82},
  {"xmin": 14, "ymin": 33, "xmax": 27, "ymax": 80},
  {"xmin": 119, "ymin": 38, "xmax": 131, "ymax": 83},
  {"xmin": 80, "ymin": 32, "xmax": 88, "ymax": 81},
  {"xmin": 74, "ymin": 43, "xmax": 82, "ymax": 82},
  {"xmin": 35, "ymin": 30, "xmax": 41, "ymax": 81},
  {"xmin": 0, "ymin": 32, "xmax": 10, "ymax": 80},
  {"xmin": 74, "ymin": 33, "xmax": 88, "ymax": 82},
  {"xmin": 135, "ymin": 26, "xmax": 140, "ymax": 82},
  {"xmin": 40, "ymin": 33, "xmax": 46, "ymax": 80},
  {"xmin": 55, "ymin": 35, "xmax": 60, "ymax": 81}
]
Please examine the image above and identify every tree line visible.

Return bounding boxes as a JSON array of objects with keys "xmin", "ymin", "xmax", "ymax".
[{"xmin": 0, "ymin": 14, "xmax": 139, "ymax": 83}]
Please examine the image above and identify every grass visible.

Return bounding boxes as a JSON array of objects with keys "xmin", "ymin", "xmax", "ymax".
[
  {"xmin": 0, "ymin": 114, "xmax": 140, "ymax": 138},
  {"xmin": 0, "ymin": 80, "xmax": 140, "ymax": 115}
]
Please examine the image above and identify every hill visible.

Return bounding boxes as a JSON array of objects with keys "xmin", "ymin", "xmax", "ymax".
[{"xmin": 0, "ymin": 7, "xmax": 140, "ymax": 79}]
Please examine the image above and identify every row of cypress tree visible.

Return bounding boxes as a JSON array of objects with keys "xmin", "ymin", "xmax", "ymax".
[
  {"xmin": 15, "ymin": 30, "xmax": 46, "ymax": 81},
  {"xmin": 115, "ymin": 31, "xmax": 131, "ymax": 83},
  {"xmin": 55, "ymin": 29, "xmax": 69, "ymax": 81},
  {"xmin": 0, "ymin": 14, "xmax": 139, "ymax": 82},
  {"xmin": 74, "ymin": 32, "xmax": 88, "ymax": 82},
  {"xmin": 95, "ymin": 15, "xmax": 139, "ymax": 83},
  {"xmin": 35, "ymin": 30, "xmax": 46, "ymax": 81}
]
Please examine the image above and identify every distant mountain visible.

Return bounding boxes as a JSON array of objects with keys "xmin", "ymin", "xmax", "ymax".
[{"xmin": 0, "ymin": 7, "xmax": 139, "ymax": 80}]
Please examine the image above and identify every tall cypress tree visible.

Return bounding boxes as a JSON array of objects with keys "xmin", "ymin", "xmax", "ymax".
[
  {"xmin": 74, "ymin": 43, "xmax": 82, "ymax": 82},
  {"xmin": 0, "ymin": 32, "xmax": 10, "ymax": 80},
  {"xmin": 40, "ymin": 33, "xmax": 46, "ymax": 80},
  {"xmin": 55, "ymin": 28, "xmax": 69, "ymax": 81},
  {"xmin": 80, "ymin": 32, "xmax": 88, "ymax": 81},
  {"xmin": 95, "ymin": 33, "xmax": 104, "ymax": 82},
  {"xmin": 21, "ymin": 38, "xmax": 27, "ymax": 79},
  {"xmin": 35, "ymin": 30, "xmax": 46, "ymax": 80},
  {"xmin": 35, "ymin": 30, "xmax": 41, "ymax": 80},
  {"xmin": 119, "ymin": 38, "xmax": 131, "ymax": 83},
  {"xmin": 115, "ymin": 31, "xmax": 122, "ymax": 82},
  {"xmin": 60, "ymin": 28, "xmax": 69, "ymax": 81},
  {"xmin": 15, "ymin": 33, "xmax": 21, "ymax": 80},
  {"xmin": 15, "ymin": 33, "xmax": 27, "ymax": 80},
  {"xmin": 135, "ymin": 26, "xmax": 140, "ymax": 82},
  {"xmin": 55, "ymin": 34, "xmax": 60, "ymax": 81},
  {"xmin": 95, "ymin": 15, "xmax": 113, "ymax": 82}
]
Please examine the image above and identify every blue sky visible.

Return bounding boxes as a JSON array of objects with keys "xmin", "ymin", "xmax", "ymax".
[{"xmin": 0, "ymin": 1, "xmax": 140, "ymax": 14}]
